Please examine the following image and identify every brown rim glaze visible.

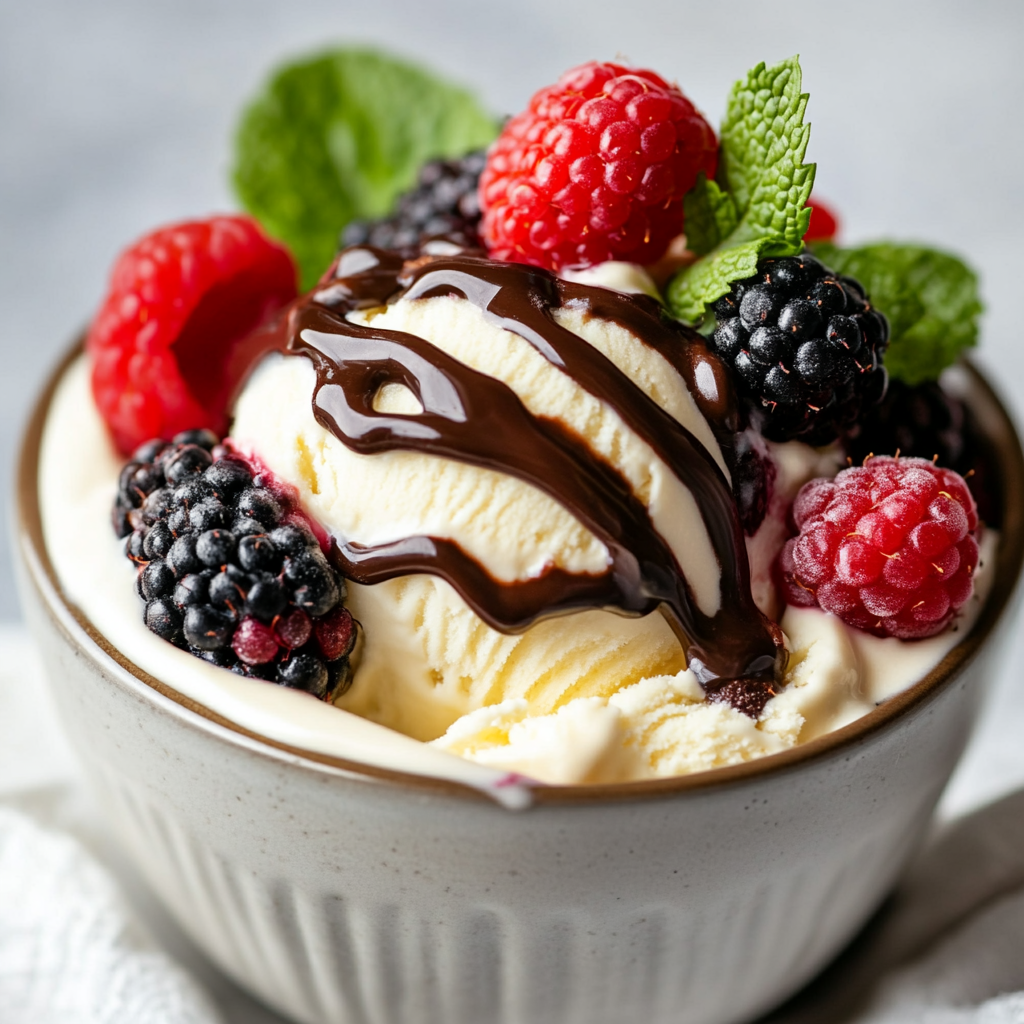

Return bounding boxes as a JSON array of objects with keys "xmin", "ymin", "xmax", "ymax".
[{"xmin": 16, "ymin": 340, "xmax": 1024, "ymax": 806}]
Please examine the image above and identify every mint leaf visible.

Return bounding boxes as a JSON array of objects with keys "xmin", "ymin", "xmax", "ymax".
[
  {"xmin": 717, "ymin": 57, "xmax": 814, "ymax": 249},
  {"xmin": 233, "ymin": 48, "xmax": 499, "ymax": 289},
  {"xmin": 811, "ymin": 242, "xmax": 983, "ymax": 385},
  {"xmin": 668, "ymin": 56, "xmax": 816, "ymax": 323},
  {"xmin": 667, "ymin": 239, "xmax": 771, "ymax": 322},
  {"xmin": 682, "ymin": 174, "xmax": 738, "ymax": 257}
]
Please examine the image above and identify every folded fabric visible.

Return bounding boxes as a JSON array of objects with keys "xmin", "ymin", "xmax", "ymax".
[
  {"xmin": 0, "ymin": 804, "xmax": 222, "ymax": 1024},
  {"xmin": 766, "ymin": 788, "xmax": 1024, "ymax": 1023}
]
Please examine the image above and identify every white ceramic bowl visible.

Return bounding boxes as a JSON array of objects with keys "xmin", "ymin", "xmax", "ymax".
[{"xmin": 15, "ymin": 347, "xmax": 1024, "ymax": 1024}]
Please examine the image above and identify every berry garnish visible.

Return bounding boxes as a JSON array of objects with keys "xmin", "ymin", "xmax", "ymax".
[
  {"xmin": 807, "ymin": 242, "xmax": 982, "ymax": 388},
  {"xmin": 87, "ymin": 216, "xmax": 297, "ymax": 455},
  {"xmin": 341, "ymin": 150, "xmax": 486, "ymax": 252},
  {"xmin": 727, "ymin": 430, "xmax": 776, "ymax": 536},
  {"xmin": 842, "ymin": 378, "xmax": 999, "ymax": 528},
  {"xmin": 709, "ymin": 253, "xmax": 889, "ymax": 444},
  {"xmin": 843, "ymin": 379, "xmax": 966, "ymax": 470},
  {"xmin": 479, "ymin": 61, "xmax": 717, "ymax": 271},
  {"xmin": 776, "ymin": 456, "xmax": 979, "ymax": 639},
  {"xmin": 803, "ymin": 195, "xmax": 839, "ymax": 242},
  {"xmin": 114, "ymin": 430, "xmax": 358, "ymax": 701}
]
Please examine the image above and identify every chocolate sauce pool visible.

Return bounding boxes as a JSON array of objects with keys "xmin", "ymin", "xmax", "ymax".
[{"xmin": 236, "ymin": 247, "xmax": 785, "ymax": 715}]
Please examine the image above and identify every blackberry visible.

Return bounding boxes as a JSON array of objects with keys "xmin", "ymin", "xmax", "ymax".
[
  {"xmin": 145, "ymin": 598, "xmax": 182, "ymax": 643},
  {"xmin": 278, "ymin": 652, "xmax": 330, "ymax": 699},
  {"xmin": 340, "ymin": 150, "xmax": 486, "ymax": 252},
  {"xmin": 843, "ymin": 379, "xmax": 965, "ymax": 468},
  {"xmin": 725, "ymin": 429, "xmax": 777, "ymax": 536},
  {"xmin": 137, "ymin": 560, "xmax": 175, "ymax": 601},
  {"xmin": 708, "ymin": 254, "xmax": 889, "ymax": 445},
  {"xmin": 185, "ymin": 605, "xmax": 235, "ymax": 650},
  {"xmin": 842, "ymin": 378, "xmax": 1000, "ymax": 526},
  {"xmin": 113, "ymin": 431, "xmax": 359, "ymax": 701}
]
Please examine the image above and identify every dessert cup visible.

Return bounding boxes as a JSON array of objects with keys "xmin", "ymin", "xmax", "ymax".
[{"xmin": 15, "ymin": 341, "xmax": 1024, "ymax": 1024}]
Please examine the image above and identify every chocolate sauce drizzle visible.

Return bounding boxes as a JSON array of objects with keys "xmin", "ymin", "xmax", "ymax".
[{"xmin": 245, "ymin": 247, "xmax": 785, "ymax": 715}]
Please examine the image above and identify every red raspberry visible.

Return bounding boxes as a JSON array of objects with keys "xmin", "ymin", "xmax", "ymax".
[
  {"xmin": 776, "ymin": 457, "xmax": 979, "ymax": 639},
  {"xmin": 87, "ymin": 215, "xmax": 297, "ymax": 455},
  {"xmin": 479, "ymin": 61, "xmax": 717, "ymax": 271},
  {"xmin": 803, "ymin": 194, "xmax": 840, "ymax": 242}
]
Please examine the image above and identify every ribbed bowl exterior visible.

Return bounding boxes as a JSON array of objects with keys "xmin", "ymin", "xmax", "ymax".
[{"xmin": 18, "ymin": 557, "xmax": 1012, "ymax": 1024}]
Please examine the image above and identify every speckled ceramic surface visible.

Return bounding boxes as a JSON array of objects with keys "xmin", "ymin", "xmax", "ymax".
[{"xmin": 14, "ymin": 350, "xmax": 1024, "ymax": 1024}]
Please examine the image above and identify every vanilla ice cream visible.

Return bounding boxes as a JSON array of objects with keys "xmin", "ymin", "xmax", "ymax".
[{"xmin": 228, "ymin": 285, "xmax": 731, "ymax": 742}]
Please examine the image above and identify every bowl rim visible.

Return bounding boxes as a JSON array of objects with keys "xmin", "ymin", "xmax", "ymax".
[{"xmin": 17, "ymin": 341, "xmax": 1024, "ymax": 807}]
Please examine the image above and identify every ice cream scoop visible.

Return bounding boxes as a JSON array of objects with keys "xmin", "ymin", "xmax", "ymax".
[{"xmin": 227, "ymin": 245, "xmax": 789, "ymax": 737}]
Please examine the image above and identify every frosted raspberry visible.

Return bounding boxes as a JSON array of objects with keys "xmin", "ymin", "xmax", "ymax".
[
  {"xmin": 87, "ymin": 215, "xmax": 297, "ymax": 455},
  {"xmin": 776, "ymin": 457, "xmax": 979, "ymax": 639},
  {"xmin": 479, "ymin": 61, "xmax": 717, "ymax": 271}
]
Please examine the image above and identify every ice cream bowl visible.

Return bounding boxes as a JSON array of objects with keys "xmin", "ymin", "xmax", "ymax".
[{"xmin": 14, "ymin": 341, "xmax": 1024, "ymax": 1024}]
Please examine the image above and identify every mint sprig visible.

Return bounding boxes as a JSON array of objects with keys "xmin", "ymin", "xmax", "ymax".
[
  {"xmin": 681, "ymin": 175, "xmax": 740, "ymax": 257},
  {"xmin": 811, "ymin": 242, "xmax": 983, "ymax": 385},
  {"xmin": 233, "ymin": 48, "xmax": 499, "ymax": 290},
  {"xmin": 667, "ymin": 56, "xmax": 815, "ymax": 323}
]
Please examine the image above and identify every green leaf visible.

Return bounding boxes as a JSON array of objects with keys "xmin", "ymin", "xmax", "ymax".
[
  {"xmin": 232, "ymin": 48, "xmax": 499, "ymax": 290},
  {"xmin": 811, "ymin": 242, "xmax": 983, "ymax": 385},
  {"xmin": 682, "ymin": 174, "xmax": 738, "ymax": 257},
  {"xmin": 716, "ymin": 57, "xmax": 814, "ymax": 250},
  {"xmin": 666, "ymin": 239, "xmax": 771, "ymax": 322},
  {"xmin": 668, "ymin": 56, "xmax": 816, "ymax": 323}
]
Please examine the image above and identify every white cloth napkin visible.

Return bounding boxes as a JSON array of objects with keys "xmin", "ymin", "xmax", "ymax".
[
  {"xmin": 0, "ymin": 625, "xmax": 281, "ymax": 1024},
  {"xmin": 4, "ymin": 622, "xmax": 1024, "ymax": 1023},
  {"xmin": 0, "ymin": 805, "xmax": 222, "ymax": 1024},
  {"xmin": 767, "ymin": 788, "xmax": 1024, "ymax": 1023}
]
